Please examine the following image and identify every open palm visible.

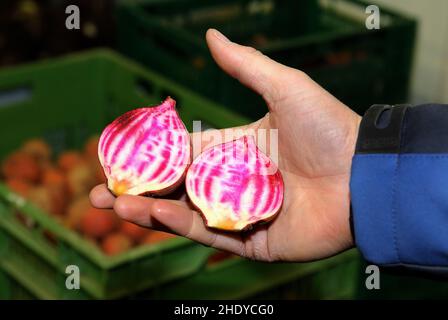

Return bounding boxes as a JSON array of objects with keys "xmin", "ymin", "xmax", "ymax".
[{"xmin": 90, "ymin": 29, "xmax": 361, "ymax": 262}]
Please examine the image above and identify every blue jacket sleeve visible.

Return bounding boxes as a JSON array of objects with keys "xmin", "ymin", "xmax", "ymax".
[{"xmin": 350, "ymin": 103, "xmax": 448, "ymax": 275}]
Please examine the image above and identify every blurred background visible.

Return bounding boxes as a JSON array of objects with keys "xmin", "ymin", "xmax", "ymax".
[{"xmin": 0, "ymin": 0, "xmax": 447, "ymax": 300}]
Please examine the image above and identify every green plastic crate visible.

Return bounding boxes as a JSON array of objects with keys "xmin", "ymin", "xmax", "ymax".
[
  {"xmin": 0, "ymin": 269, "xmax": 36, "ymax": 300},
  {"xmin": 0, "ymin": 49, "xmax": 250, "ymax": 299},
  {"xmin": 117, "ymin": 0, "xmax": 416, "ymax": 119},
  {"xmin": 141, "ymin": 249, "xmax": 361, "ymax": 299},
  {"xmin": 141, "ymin": 248, "xmax": 448, "ymax": 300}
]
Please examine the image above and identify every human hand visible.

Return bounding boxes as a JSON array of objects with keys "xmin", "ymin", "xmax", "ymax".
[{"xmin": 90, "ymin": 29, "xmax": 361, "ymax": 262}]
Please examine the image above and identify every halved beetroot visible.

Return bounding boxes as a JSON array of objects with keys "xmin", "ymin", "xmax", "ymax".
[
  {"xmin": 98, "ymin": 97, "xmax": 191, "ymax": 196},
  {"xmin": 186, "ymin": 135, "xmax": 284, "ymax": 231}
]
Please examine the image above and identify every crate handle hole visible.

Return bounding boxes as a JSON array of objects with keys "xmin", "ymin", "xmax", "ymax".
[
  {"xmin": 135, "ymin": 78, "xmax": 155, "ymax": 97},
  {"xmin": 0, "ymin": 86, "xmax": 33, "ymax": 109}
]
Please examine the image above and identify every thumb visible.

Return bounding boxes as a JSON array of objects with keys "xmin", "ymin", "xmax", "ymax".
[{"xmin": 206, "ymin": 29, "xmax": 303, "ymax": 110}]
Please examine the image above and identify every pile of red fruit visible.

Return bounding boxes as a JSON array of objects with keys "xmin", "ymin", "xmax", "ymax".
[{"xmin": 1, "ymin": 136, "xmax": 175, "ymax": 256}]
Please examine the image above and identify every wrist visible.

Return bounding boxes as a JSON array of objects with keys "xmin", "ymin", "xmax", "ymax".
[{"xmin": 347, "ymin": 112, "xmax": 362, "ymax": 247}]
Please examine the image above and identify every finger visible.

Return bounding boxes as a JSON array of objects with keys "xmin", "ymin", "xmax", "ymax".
[
  {"xmin": 113, "ymin": 195, "xmax": 246, "ymax": 255},
  {"xmin": 152, "ymin": 199, "xmax": 246, "ymax": 254},
  {"xmin": 89, "ymin": 184, "xmax": 115, "ymax": 209},
  {"xmin": 113, "ymin": 194, "xmax": 158, "ymax": 226},
  {"xmin": 206, "ymin": 28, "xmax": 300, "ymax": 109},
  {"xmin": 114, "ymin": 194, "xmax": 191, "ymax": 230}
]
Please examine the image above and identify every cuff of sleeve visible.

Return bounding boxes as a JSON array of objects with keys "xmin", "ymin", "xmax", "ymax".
[{"xmin": 350, "ymin": 104, "xmax": 448, "ymax": 269}]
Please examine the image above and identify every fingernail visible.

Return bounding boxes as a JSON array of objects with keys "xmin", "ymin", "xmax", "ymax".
[{"xmin": 213, "ymin": 29, "xmax": 230, "ymax": 43}]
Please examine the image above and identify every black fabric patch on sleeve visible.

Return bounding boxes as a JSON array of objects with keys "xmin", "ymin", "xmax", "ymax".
[
  {"xmin": 356, "ymin": 103, "xmax": 448, "ymax": 154},
  {"xmin": 356, "ymin": 104, "xmax": 409, "ymax": 154}
]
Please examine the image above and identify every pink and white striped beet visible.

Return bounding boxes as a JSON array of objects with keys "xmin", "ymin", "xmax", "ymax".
[
  {"xmin": 98, "ymin": 97, "xmax": 190, "ymax": 196},
  {"xmin": 186, "ymin": 135, "xmax": 284, "ymax": 231}
]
